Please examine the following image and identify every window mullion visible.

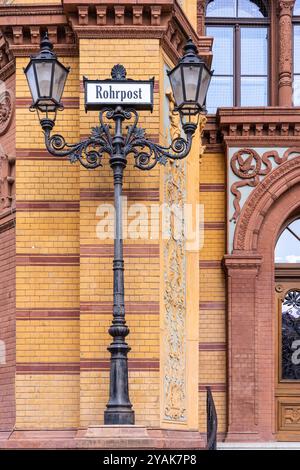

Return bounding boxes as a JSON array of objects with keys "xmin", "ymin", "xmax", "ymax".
[{"xmin": 235, "ymin": 23, "xmax": 241, "ymax": 106}]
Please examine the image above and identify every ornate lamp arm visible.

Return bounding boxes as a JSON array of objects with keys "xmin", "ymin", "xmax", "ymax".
[
  {"xmin": 40, "ymin": 117, "xmax": 108, "ymax": 170},
  {"xmin": 39, "ymin": 107, "xmax": 197, "ymax": 172},
  {"xmin": 128, "ymin": 123, "xmax": 197, "ymax": 171}
]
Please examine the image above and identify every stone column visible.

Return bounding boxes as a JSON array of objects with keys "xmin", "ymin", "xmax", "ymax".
[
  {"xmin": 278, "ymin": 0, "xmax": 295, "ymax": 106},
  {"xmin": 197, "ymin": 0, "xmax": 206, "ymax": 36},
  {"xmin": 224, "ymin": 254, "xmax": 262, "ymax": 442}
]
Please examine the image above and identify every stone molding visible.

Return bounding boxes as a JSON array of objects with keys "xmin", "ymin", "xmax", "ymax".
[{"xmin": 0, "ymin": 2, "xmax": 212, "ymax": 67}]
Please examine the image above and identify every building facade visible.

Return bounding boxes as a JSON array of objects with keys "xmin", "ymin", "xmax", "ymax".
[{"xmin": 0, "ymin": 0, "xmax": 300, "ymax": 448}]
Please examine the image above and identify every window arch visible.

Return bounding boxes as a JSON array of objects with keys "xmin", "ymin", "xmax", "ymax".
[
  {"xmin": 275, "ymin": 218, "xmax": 300, "ymax": 264},
  {"xmin": 205, "ymin": 0, "xmax": 269, "ymax": 113},
  {"xmin": 206, "ymin": 0, "xmax": 268, "ymax": 18}
]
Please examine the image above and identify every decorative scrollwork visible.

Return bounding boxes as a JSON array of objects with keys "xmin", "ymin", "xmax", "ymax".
[
  {"xmin": 42, "ymin": 106, "xmax": 196, "ymax": 171},
  {"xmin": 230, "ymin": 147, "xmax": 300, "ymax": 222},
  {"xmin": 282, "ymin": 290, "xmax": 300, "ymax": 380}
]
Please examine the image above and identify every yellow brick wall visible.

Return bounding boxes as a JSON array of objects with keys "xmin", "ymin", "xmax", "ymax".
[
  {"xmin": 13, "ymin": 17, "xmax": 227, "ymax": 437},
  {"xmin": 199, "ymin": 152, "xmax": 227, "ymax": 436},
  {"xmin": 78, "ymin": 39, "xmax": 161, "ymax": 428},
  {"xmin": 15, "ymin": 55, "xmax": 80, "ymax": 429}
]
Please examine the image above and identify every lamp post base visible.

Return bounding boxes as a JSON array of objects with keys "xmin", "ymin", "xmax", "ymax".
[{"xmin": 104, "ymin": 409, "xmax": 135, "ymax": 425}]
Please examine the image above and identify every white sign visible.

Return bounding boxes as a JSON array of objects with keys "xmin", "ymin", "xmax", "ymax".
[{"xmin": 84, "ymin": 79, "xmax": 154, "ymax": 111}]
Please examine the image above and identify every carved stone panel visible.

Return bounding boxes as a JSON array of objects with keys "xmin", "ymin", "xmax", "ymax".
[{"xmin": 0, "ymin": 90, "xmax": 13, "ymax": 136}]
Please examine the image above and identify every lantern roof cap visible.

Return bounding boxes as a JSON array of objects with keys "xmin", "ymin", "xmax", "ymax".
[
  {"xmin": 180, "ymin": 38, "xmax": 206, "ymax": 65},
  {"xmin": 34, "ymin": 32, "xmax": 57, "ymax": 61}
]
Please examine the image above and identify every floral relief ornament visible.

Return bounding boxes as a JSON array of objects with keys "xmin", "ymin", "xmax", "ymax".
[{"xmin": 0, "ymin": 90, "xmax": 13, "ymax": 136}]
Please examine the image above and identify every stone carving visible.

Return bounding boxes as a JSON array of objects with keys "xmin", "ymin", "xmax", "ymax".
[
  {"xmin": 234, "ymin": 156, "xmax": 300, "ymax": 251},
  {"xmin": 166, "ymin": 88, "xmax": 181, "ymax": 141},
  {"xmin": 278, "ymin": 0, "xmax": 295, "ymax": 105},
  {"xmin": 283, "ymin": 406, "xmax": 300, "ymax": 425},
  {"xmin": 198, "ymin": 114, "xmax": 207, "ymax": 161},
  {"xmin": 163, "ymin": 89, "xmax": 187, "ymax": 421},
  {"xmin": 0, "ymin": 90, "xmax": 13, "ymax": 136},
  {"xmin": 0, "ymin": 152, "xmax": 15, "ymax": 211},
  {"xmin": 230, "ymin": 147, "xmax": 300, "ymax": 222}
]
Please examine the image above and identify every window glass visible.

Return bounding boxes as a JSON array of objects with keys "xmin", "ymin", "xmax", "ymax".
[
  {"xmin": 294, "ymin": 0, "xmax": 300, "ymax": 15},
  {"xmin": 241, "ymin": 27, "xmax": 268, "ymax": 75},
  {"xmin": 206, "ymin": 0, "xmax": 236, "ymax": 17},
  {"xmin": 206, "ymin": 1, "xmax": 269, "ymax": 112},
  {"xmin": 238, "ymin": 0, "xmax": 266, "ymax": 18},
  {"xmin": 281, "ymin": 290, "xmax": 300, "ymax": 380},
  {"xmin": 275, "ymin": 219, "xmax": 300, "ymax": 263},
  {"xmin": 240, "ymin": 77, "xmax": 268, "ymax": 105},
  {"xmin": 206, "ymin": 26, "xmax": 234, "ymax": 113},
  {"xmin": 206, "ymin": 0, "xmax": 268, "ymax": 18},
  {"xmin": 207, "ymin": 26, "xmax": 233, "ymax": 75},
  {"xmin": 206, "ymin": 77, "xmax": 234, "ymax": 113},
  {"xmin": 293, "ymin": 26, "xmax": 300, "ymax": 105}
]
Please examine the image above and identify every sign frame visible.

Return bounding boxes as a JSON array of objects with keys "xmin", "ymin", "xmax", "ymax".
[{"xmin": 84, "ymin": 77, "xmax": 155, "ymax": 113}]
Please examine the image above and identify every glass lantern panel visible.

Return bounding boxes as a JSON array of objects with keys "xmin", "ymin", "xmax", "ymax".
[
  {"xmin": 169, "ymin": 66, "xmax": 184, "ymax": 107},
  {"xmin": 25, "ymin": 63, "xmax": 38, "ymax": 103},
  {"xmin": 35, "ymin": 61, "xmax": 53, "ymax": 97},
  {"xmin": 198, "ymin": 67, "xmax": 212, "ymax": 107},
  {"xmin": 183, "ymin": 65, "xmax": 200, "ymax": 102},
  {"xmin": 52, "ymin": 62, "xmax": 68, "ymax": 103}
]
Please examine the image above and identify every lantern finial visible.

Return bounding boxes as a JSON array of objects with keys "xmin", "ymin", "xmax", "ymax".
[
  {"xmin": 183, "ymin": 38, "xmax": 198, "ymax": 56},
  {"xmin": 40, "ymin": 32, "xmax": 54, "ymax": 52}
]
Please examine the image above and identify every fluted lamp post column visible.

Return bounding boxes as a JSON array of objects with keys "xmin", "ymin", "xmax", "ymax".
[{"xmin": 24, "ymin": 33, "xmax": 212, "ymax": 426}]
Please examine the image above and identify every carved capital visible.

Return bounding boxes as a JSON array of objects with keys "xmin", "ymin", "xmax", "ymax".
[{"xmin": 278, "ymin": 0, "xmax": 295, "ymax": 16}]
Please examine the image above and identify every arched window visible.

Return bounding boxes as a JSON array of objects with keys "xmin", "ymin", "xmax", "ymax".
[
  {"xmin": 205, "ymin": 0, "xmax": 269, "ymax": 113},
  {"xmin": 293, "ymin": 0, "xmax": 300, "ymax": 104},
  {"xmin": 275, "ymin": 218, "xmax": 300, "ymax": 264}
]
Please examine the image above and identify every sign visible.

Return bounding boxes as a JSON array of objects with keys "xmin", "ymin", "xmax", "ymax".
[{"xmin": 84, "ymin": 78, "xmax": 154, "ymax": 112}]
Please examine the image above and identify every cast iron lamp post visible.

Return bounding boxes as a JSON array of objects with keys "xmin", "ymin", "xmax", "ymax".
[{"xmin": 25, "ymin": 33, "xmax": 212, "ymax": 426}]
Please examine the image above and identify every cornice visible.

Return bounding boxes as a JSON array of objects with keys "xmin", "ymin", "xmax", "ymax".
[
  {"xmin": 0, "ymin": 4, "xmax": 76, "ymax": 59},
  {"xmin": 217, "ymin": 107, "xmax": 300, "ymax": 147},
  {"xmin": 0, "ymin": 1, "xmax": 212, "ymax": 78}
]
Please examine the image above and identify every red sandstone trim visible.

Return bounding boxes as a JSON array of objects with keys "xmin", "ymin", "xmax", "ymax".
[
  {"xmin": 204, "ymin": 222, "xmax": 225, "ymax": 230},
  {"xmin": 199, "ymin": 260, "xmax": 222, "ymax": 268},
  {"xmin": 16, "ymin": 149, "xmax": 65, "ymax": 161},
  {"xmin": 80, "ymin": 244, "xmax": 159, "ymax": 258},
  {"xmin": 16, "ymin": 201, "xmax": 80, "ymax": 212},
  {"xmin": 16, "ymin": 359, "xmax": 159, "ymax": 374},
  {"xmin": 200, "ymin": 183, "xmax": 225, "ymax": 192},
  {"xmin": 198, "ymin": 383, "xmax": 226, "ymax": 392},
  {"xmin": 199, "ymin": 342, "xmax": 226, "ymax": 351},
  {"xmin": 16, "ymin": 363, "xmax": 80, "ymax": 375},
  {"xmin": 80, "ymin": 188, "xmax": 159, "ymax": 201},
  {"xmin": 199, "ymin": 301, "xmax": 226, "ymax": 310},
  {"xmin": 80, "ymin": 301, "xmax": 159, "ymax": 314},
  {"xmin": 16, "ymin": 309, "xmax": 80, "ymax": 320},
  {"xmin": 80, "ymin": 359, "xmax": 159, "ymax": 371},
  {"xmin": 16, "ymin": 254, "xmax": 79, "ymax": 266}
]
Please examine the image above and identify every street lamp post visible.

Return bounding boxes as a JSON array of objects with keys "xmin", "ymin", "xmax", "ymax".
[{"xmin": 25, "ymin": 34, "xmax": 212, "ymax": 426}]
